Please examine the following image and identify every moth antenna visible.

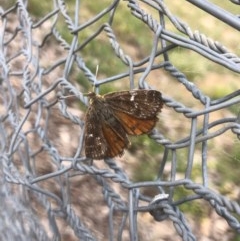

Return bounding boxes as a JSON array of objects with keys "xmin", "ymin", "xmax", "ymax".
[
  {"xmin": 62, "ymin": 95, "xmax": 75, "ymax": 99},
  {"xmin": 95, "ymin": 65, "xmax": 99, "ymax": 78},
  {"xmin": 92, "ymin": 65, "xmax": 99, "ymax": 93},
  {"xmin": 82, "ymin": 65, "xmax": 99, "ymax": 97}
]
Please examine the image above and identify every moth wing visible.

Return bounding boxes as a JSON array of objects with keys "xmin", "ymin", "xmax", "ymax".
[
  {"xmin": 102, "ymin": 121, "xmax": 130, "ymax": 158},
  {"xmin": 84, "ymin": 106, "xmax": 108, "ymax": 159},
  {"xmin": 104, "ymin": 90, "xmax": 163, "ymax": 119},
  {"xmin": 113, "ymin": 110, "xmax": 158, "ymax": 135},
  {"xmin": 85, "ymin": 106, "xmax": 130, "ymax": 159}
]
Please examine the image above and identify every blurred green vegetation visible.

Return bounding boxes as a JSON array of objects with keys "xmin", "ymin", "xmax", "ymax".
[
  {"xmin": 129, "ymin": 134, "xmax": 165, "ymax": 181},
  {"xmin": 174, "ymin": 186, "xmax": 209, "ymax": 220},
  {"xmin": 215, "ymin": 142, "xmax": 240, "ymax": 189}
]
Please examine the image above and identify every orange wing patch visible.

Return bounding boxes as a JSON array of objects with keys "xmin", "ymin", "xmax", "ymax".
[
  {"xmin": 102, "ymin": 122, "xmax": 130, "ymax": 158},
  {"xmin": 113, "ymin": 111, "xmax": 158, "ymax": 135}
]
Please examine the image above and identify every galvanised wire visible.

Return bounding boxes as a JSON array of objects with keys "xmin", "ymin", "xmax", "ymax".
[{"xmin": 0, "ymin": 0, "xmax": 240, "ymax": 240}]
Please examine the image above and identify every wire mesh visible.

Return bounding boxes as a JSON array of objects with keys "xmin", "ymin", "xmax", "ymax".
[{"xmin": 0, "ymin": 0, "xmax": 240, "ymax": 240}]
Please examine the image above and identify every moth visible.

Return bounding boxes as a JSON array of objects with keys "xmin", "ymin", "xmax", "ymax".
[{"xmin": 84, "ymin": 89, "xmax": 163, "ymax": 159}]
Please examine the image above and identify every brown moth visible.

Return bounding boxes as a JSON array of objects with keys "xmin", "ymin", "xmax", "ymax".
[{"xmin": 84, "ymin": 89, "xmax": 163, "ymax": 159}]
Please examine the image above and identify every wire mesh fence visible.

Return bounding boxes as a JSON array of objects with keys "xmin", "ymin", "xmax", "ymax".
[{"xmin": 0, "ymin": 0, "xmax": 240, "ymax": 240}]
